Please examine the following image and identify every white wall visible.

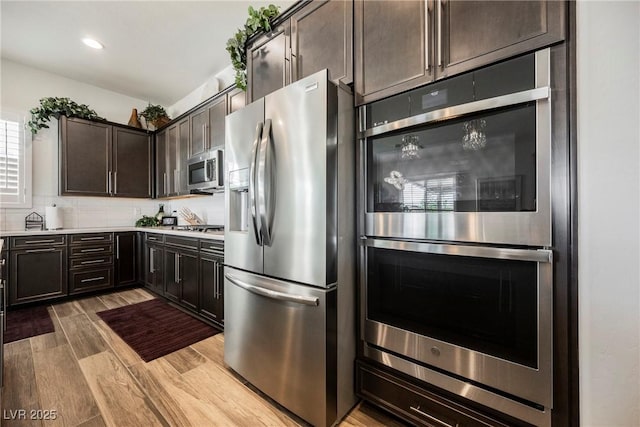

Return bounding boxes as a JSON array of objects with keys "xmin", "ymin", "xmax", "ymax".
[
  {"xmin": 0, "ymin": 60, "xmax": 159, "ymax": 230},
  {"xmin": 167, "ymin": 64, "xmax": 236, "ymax": 118},
  {"xmin": 577, "ymin": 2, "xmax": 640, "ymax": 426}
]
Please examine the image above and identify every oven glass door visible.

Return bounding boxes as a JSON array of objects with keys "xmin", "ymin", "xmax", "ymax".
[
  {"xmin": 367, "ymin": 244, "xmax": 538, "ymax": 367},
  {"xmin": 189, "ymin": 160, "xmax": 206, "ymax": 185},
  {"xmin": 363, "ymin": 239, "xmax": 553, "ymax": 407},
  {"xmin": 367, "ymin": 103, "xmax": 537, "ymax": 214}
]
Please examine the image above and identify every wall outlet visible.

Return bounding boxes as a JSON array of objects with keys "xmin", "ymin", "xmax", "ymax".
[{"xmin": 133, "ymin": 207, "xmax": 141, "ymax": 216}]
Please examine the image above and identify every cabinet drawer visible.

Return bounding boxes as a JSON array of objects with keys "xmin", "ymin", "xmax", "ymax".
[
  {"xmin": 199, "ymin": 240, "xmax": 224, "ymax": 257},
  {"xmin": 69, "ymin": 268, "xmax": 113, "ymax": 294},
  {"xmin": 165, "ymin": 236, "xmax": 198, "ymax": 251},
  {"xmin": 70, "ymin": 255, "xmax": 113, "ymax": 270},
  {"xmin": 145, "ymin": 233, "xmax": 164, "ymax": 243},
  {"xmin": 69, "ymin": 244, "xmax": 113, "ymax": 257},
  {"xmin": 357, "ymin": 363, "xmax": 511, "ymax": 427},
  {"xmin": 70, "ymin": 233, "xmax": 113, "ymax": 245},
  {"xmin": 11, "ymin": 235, "xmax": 66, "ymax": 249}
]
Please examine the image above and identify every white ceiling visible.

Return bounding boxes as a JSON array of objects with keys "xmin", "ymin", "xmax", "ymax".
[{"xmin": 1, "ymin": 1, "xmax": 295, "ymax": 106}]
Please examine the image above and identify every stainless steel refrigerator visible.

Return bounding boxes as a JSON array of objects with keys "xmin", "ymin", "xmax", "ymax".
[{"xmin": 224, "ymin": 69, "xmax": 356, "ymax": 427}]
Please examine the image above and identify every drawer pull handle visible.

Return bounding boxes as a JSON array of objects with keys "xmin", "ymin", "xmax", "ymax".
[
  {"xmin": 409, "ymin": 405, "xmax": 454, "ymax": 427},
  {"xmin": 80, "ymin": 259, "xmax": 105, "ymax": 265},
  {"xmin": 81, "ymin": 276, "xmax": 105, "ymax": 283},
  {"xmin": 25, "ymin": 248, "xmax": 56, "ymax": 253},
  {"xmin": 24, "ymin": 239, "xmax": 56, "ymax": 244},
  {"xmin": 81, "ymin": 248, "xmax": 105, "ymax": 253},
  {"xmin": 80, "ymin": 236, "xmax": 106, "ymax": 241}
]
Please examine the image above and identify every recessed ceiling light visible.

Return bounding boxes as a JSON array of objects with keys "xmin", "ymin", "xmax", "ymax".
[{"xmin": 82, "ymin": 38, "xmax": 104, "ymax": 50}]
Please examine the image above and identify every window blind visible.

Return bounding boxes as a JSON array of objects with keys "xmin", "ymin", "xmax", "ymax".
[{"xmin": 0, "ymin": 119, "xmax": 21, "ymax": 197}]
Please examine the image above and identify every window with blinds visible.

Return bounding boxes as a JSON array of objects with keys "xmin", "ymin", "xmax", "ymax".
[
  {"xmin": 0, "ymin": 115, "xmax": 31, "ymax": 207},
  {"xmin": 402, "ymin": 176, "xmax": 455, "ymax": 211}
]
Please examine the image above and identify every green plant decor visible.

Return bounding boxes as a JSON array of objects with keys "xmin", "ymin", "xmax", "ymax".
[
  {"xmin": 139, "ymin": 104, "xmax": 170, "ymax": 128},
  {"xmin": 28, "ymin": 97, "xmax": 104, "ymax": 134},
  {"xmin": 135, "ymin": 215, "xmax": 159, "ymax": 227},
  {"xmin": 226, "ymin": 4, "xmax": 281, "ymax": 91}
]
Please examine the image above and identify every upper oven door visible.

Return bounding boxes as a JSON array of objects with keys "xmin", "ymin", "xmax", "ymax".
[
  {"xmin": 362, "ymin": 238, "xmax": 553, "ymax": 408},
  {"xmin": 360, "ymin": 49, "xmax": 551, "ymax": 246}
]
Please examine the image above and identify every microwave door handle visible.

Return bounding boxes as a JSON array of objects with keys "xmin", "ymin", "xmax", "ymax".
[
  {"xmin": 204, "ymin": 159, "xmax": 210, "ymax": 182},
  {"xmin": 249, "ymin": 122, "xmax": 263, "ymax": 245},
  {"xmin": 258, "ymin": 119, "xmax": 272, "ymax": 246}
]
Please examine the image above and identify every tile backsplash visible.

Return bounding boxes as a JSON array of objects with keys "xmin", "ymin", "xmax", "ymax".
[{"xmin": 0, "ymin": 193, "xmax": 225, "ymax": 231}]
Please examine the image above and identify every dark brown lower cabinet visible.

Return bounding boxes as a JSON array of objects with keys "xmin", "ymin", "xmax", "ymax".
[
  {"xmin": 164, "ymin": 242, "xmax": 199, "ymax": 311},
  {"xmin": 69, "ymin": 268, "xmax": 112, "ymax": 295},
  {"xmin": 9, "ymin": 246, "xmax": 67, "ymax": 305},
  {"xmin": 68, "ymin": 233, "xmax": 114, "ymax": 295},
  {"xmin": 145, "ymin": 244, "xmax": 164, "ymax": 295},
  {"xmin": 115, "ymin": 232, "xmax": 137, "ymax": 287},
  {"xmin": 199, "ymin": 253, "xmax": 224, "ymax": 325}
]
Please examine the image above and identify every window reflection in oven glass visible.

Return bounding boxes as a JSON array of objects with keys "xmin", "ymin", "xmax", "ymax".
[{"xmin": 367, "ymin": 247, "xmax": 538, "ymax": 368}]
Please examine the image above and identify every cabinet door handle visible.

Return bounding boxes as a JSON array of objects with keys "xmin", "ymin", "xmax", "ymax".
[
  {"xmin": 425, "ymin": 0, "xmax": 431, "ymax": 70},
  {"xmin": 108, "ymin": 171, "xmax": 113, "ymax": 194},
  {"xmin": 116, "ymin": 235, "xmax": 120, "ymax": 259},
  {"xmin": 81, "ymin": 276, "xmax": 105, "ymax": 283},
  {"xmin": 80, "ymin": 259, "xmax": 105, "ymax": 265},
  {"xmin": 113, "ymin": 171, "xmax": 118, "ymax": 194},
  {"xmin": 163, "ymin": 172, "xmax": 167, "ymax": 195},
  {"xmin": 174, "ymin": 255, "xmax": 180, "ymax": 284},
  {"xmin": 24, "ymin": 239, "xmax": 56, "ymax": 244},
  {"xmin": 202, "ymin": 124, "xmax": 207, "ymax": 150},
  {"xmin": 81, "ymin": 248, "xmax": 105, "ymax": 253},
  {"xmin": 80, "ymin": 236, "xmax": 105, "ymax": 241},
  {"xmin": 437, "ymin": 0, "xmax": 444, "ymax": 67},
  {"xmin": 25, "ymin": 248, "xmax": 55, "ymax": 253},
  {"xmin": 214, "ymin": 260, "xmax": 219, "ymax": 299},
  {"xmin": 409, "ymin": 405, "xmax": 454, "ymax": 427},
  {"xmin": 150, "ymin": 248, "xmax": 155, "ymax": 273}
]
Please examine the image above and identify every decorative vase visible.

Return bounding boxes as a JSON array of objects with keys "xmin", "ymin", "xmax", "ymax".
[{"xmin": 128, "ymin": 108, "xmax": 142, "ymax": 128}]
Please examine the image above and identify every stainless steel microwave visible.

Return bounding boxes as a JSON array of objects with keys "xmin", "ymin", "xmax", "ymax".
[{"xmin": 187, "ymin": 150, "xmax": 223, "ymax": 193}]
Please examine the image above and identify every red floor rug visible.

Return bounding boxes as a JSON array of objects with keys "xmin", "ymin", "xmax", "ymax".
[
  {"xmin": 96, "ymin": 299, "xmax": 221, "ymax": 362},
  {"xmin": 5, "ymin": 305, "xmax": 55, "ymax": 343}
]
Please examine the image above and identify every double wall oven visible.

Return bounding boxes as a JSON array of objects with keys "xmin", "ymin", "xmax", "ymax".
[{"xmin": 359, "ymin": 49, "xmax": 554, "ymax": 426}]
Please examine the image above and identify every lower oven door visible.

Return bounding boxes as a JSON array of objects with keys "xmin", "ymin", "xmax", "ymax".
[{"xmin": 362, "ymin": 238, "xmax": 552, "ymax": 408}]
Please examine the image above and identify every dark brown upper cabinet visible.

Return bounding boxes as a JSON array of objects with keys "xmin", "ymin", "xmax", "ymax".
[
  {"xmin": 247, "ymin": 21, "xmax": 291, "ymax": 103},
  {"xmin": 166, "ymin": 124, "xmax": 179, "ymax": 197},
  {"xmin": 155, "ymin": 129, "xmax": 168, "ymax": 198},
  {"xmin": 60, "ymin": 116, "xmax": 151, "ymax": 197},
  {"xmin": 228, "ymin": 87, "xmax": 246, "ymax": 114},
  {"xmin": 60, "ymin": 117, "xmax": 111, "ymax": 196},
  {"xmin": 189, "ymin": 107, "xmax": 208, "ymax": 158},
  {"xmin": 354, "ymin": 0, "xmax": 565, "ymax": 105},
  {"xmin": 177, "ymin": 118, "xmax": 190, "ymax": 195},
  {"xmin": 112, "ymin": 127, "xmax": 152, "ymax": 198},
  {"xmin": 246, "ymin": 0, "xmax": 354, "ymax": 103},
  {"xmin": 291, "ymin": 0, "xmax": 353, "ymax": 84},
  {"xmin": 189, "ymin": 95, "xmax": 227, "ymax": 158},
  {"xmin": 207, "ymin": 96, "xmax": 227, "ymax": 150}
]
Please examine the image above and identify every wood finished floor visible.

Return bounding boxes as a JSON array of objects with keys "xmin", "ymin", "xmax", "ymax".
[{"xmin": 2, "ymin": 288, "xmax": 406, "ymax": 427}]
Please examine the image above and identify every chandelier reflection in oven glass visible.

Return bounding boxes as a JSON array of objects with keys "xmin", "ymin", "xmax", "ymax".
[
  {"xmin": 462, "ymin": 119, "xmax": 487, "ymax": 151},
  {"xmin": 396, "ymin": 134, "xmax": 423, "ymax": 159}
]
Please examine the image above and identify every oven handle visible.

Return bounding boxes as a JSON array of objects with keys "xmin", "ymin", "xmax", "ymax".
[
  {"xmin": 364, "ymin": 238, "xmax": 552, "ymax": 263},
  {"xmin": 361, "ymin": 86, "xmax": 550, "ymax": 138}
]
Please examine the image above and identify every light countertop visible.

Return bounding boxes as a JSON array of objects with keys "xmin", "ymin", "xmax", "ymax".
[{"xmin": 0, "ymin": 227, "xmax": 224, "ymax": 241}]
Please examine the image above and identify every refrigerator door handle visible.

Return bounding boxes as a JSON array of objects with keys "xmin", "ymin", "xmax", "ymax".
[
  {"xmin": 250, "ymin": 122, "xmax": 263, "ymax": 245},
  {"xmin": 258, "ymin": 119, "xmax": 273, "ymax": 246},
  {"xmin": 225, "ymin": 273, "xmax": 319, "ymax": 306}
]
